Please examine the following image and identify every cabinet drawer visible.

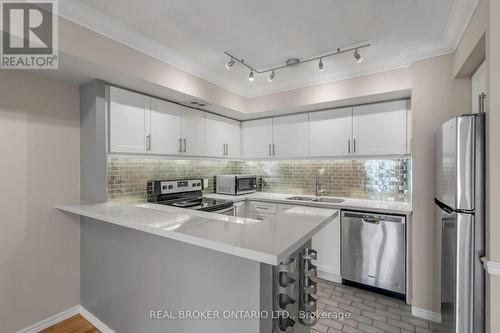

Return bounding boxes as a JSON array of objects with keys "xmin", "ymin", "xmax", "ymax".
[{"xmin": 247, "ymin": 201, "xmax": 277, "ymax": 215}]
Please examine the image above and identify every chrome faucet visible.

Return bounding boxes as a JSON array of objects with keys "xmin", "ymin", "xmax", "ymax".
[{"xmin": 315, "ymin": 169, "xmax": 326, "ymax": 197}]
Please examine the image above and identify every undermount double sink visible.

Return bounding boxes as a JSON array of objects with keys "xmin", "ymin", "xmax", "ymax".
[{"xmin": 286, "ymin": 196, "xmax": 345, "ymax": 204}]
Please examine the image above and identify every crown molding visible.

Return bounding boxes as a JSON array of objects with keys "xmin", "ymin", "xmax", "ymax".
[
  {"xmin": 59, "ymin": 0, "xmax": 479, "ymax": 98},
  {"xmin": 58, "ymin": 0, "xmax": 247, "ymax": 97}
]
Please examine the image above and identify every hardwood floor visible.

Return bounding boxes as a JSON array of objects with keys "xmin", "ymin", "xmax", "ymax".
[{"xmin": 40, "ymin": 314, "xmax": 100, "ymax": 333}]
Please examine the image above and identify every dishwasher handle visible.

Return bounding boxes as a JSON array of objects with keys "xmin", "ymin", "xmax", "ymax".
[
  {"xmin": 362, "ymin": 218, "xmax": 381, "ymax": 225},
  {"xmin": 342, "ymin": 211, "xmax": 405, "ymax": 224}
]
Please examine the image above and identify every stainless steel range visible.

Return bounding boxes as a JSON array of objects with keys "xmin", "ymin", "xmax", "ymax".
[{"xmin": 148, "ymin": 179, "xmax": 235, "ymax": 215}]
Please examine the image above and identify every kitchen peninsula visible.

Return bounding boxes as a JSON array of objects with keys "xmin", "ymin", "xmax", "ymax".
[{"xmin": 56, "ymin": 201, "xmax": 338, "ymax": 333}]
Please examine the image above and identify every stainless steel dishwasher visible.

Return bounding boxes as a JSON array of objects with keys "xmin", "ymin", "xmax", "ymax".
[{"xmin": 341, "ymin": 211, "xmax": 406, "ymax": 295}]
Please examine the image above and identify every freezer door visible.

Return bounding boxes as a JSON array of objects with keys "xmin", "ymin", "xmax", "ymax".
[
  {"xmin": 439, "ymin": 207, "xmax": 475, "ymax": 333},
  {"xmin": 435, "ymin": 115, "xmax": 475, "ymax": 210}
]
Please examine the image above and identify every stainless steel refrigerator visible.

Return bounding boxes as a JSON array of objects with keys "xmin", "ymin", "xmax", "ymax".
[{"xmin": 434, "ymin": 113, "xmax": 485, "ymax": 333}]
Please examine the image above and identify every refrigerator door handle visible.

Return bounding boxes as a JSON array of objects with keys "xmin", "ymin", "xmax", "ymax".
[{"xmin": 435, "ymin": 198, "xmax": 456, "ymax": 214}]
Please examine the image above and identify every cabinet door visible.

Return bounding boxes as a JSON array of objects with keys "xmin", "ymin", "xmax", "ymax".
[
  {"xmin": 109, "ymin": 87, "xmax": 150, "ymax": 153},
  {"xmin": 181, "ymin": 107, "xmax": 205, "ymax": 156},
  {"xmin": 312, "ymin": 214, "xmax": 341, "ymax": 282},
  {"xmin": 352, "ymin": 100, "xmax": 408, "ymax": 156},
  {"xmin": 273, "ymin": 113, "xmax": 309, "ymax": 158},
  {"xmin": 309, "ymin": 107, "xmax": 352, "ymax": 157},
  {"xmin": 205, "ymin": 113, "xmax": 240, "ymax": 158},
  {"xmin": 242, "ymin": 118, "xmax": 273, "ymax": 159},
  {"xmin": 205, "ymin": 113, "xmax": 228, "ymax": 157},
  {"xmin": 150, "ymin": 98, "xmax": 182, "ymax": 155},
  {"xmin": 225, "ymin": 118, "xmax": 241, "ymax": 158}
]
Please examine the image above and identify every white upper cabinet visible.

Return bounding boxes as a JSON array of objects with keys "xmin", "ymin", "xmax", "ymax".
[
  {"xmin": 242, "ymin": 118, "xmax": 273, "ymax": 159},
  {"xmin": 181, "ymin": 107, "xmax": 206, "ymax": 156},
  {"xmin": 109, "ymin": 86, "xmax": 151, "ymax": 154},
  {"xmin": 225, "ymin": 118, "xmax": 241, "ymax": 158},
  {"xmin": 150, "ymin": 98, "xmax": 182, "ymax": 155},
  {"xmin": 352, "ymin": 100, "xmax": 408, "ymax": 156},
  {"xmin": 273, "ymin": 113, "xmax": 309, "ymax": 158},
  {"xmin": 205, "ymin": 113, "xmax": 241, "ymax": 158},
  {"xmin": 309, "ymin": 107, "xmax": 352, "ymax": 157}
]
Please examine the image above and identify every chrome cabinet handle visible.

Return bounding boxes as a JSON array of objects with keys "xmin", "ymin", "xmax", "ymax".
[
  {"xmin": 178, "ymin": 138, "xmax": 182, "ymax": 153},
  {"xmin": 479, "ymin": 93, "xmax": 486, "ymax": 113},
  {"xmin": 226, "ymin": 144, "xmax": 229, "ymax": 156},
  {"xmin": 146, "ymin": 134, "xmax": 151, "ymax": 151},
  {"xmin": 348, "ymin": 139, "xmax": 351, "ymax": 154},
  {"xmin": 353, "ymin": 138, "xmax": 356, "ymax": 154},
  {"xmin": 182, "ymin": 139, "xmax": 186, "ymax": 153},
  {"xmin": 272, "ymin": 144, "xmax": 276, "ymax": 156},
  {"xmin": 269, "ymin": 144, "xmax": 272, "ymax": 156},
  {"xmin": 222, "ymin": 144, "xmax": 225, "ymax": 156}
]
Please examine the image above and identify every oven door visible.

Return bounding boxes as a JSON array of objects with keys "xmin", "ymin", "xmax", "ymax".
[
  {"xmin": 215, "ymin": 206, "xmax": 236, "ymax": 216},
  {"xmin": 236, "ymin": 177, "xmax": 257, "ymax": 195}
]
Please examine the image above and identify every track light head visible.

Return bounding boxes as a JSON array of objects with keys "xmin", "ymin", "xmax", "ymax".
[
  {"xmin": 225, "ymin": 58, "xmax": 235, "ymax": 70},
  {"xmin": 268, "ymin": 71, "xmax": 275, "ymax": 82},
  {"xmin": 318, "ymin": 58, "xmax": 324, "ymax": 71},
  {"xmin": 354, "ymin": 49, "xmax": 363, "ymax": 63},
  {"xmin": 248, "ymin": 70, "xmax": 254, "ymax": 82}
]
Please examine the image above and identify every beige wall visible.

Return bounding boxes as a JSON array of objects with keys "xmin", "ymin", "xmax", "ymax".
[
  {"xmin": 0, "ymin": 71, "xmax": 80, "ymax": 332},
  {"xmin": 487, "ymin": 0, "xmax": 500, "ymax": 331},
  {"xmin": 246, "ymin": 67, "xmax": 412, "ymax": 115},
  {"xmin": 453, "ymin": 0, "xmax": 488, "ymax": 77},
  {"xmin": 410, "ymin": 55, "xmax": 471, "ymax": 313}
]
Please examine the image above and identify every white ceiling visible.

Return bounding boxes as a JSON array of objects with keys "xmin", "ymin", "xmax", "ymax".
[{"xmin": 61, "ymin": 0, "xmax": 478, "ymax": 97}]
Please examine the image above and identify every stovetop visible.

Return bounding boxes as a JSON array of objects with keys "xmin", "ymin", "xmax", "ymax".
[
  {"xmin": 148, "ymin": 179, "xmax": 233, "ymax": 212},
  {"xmin": 159, "ymin": 196, "xmax": 233, "ymax": 212}
]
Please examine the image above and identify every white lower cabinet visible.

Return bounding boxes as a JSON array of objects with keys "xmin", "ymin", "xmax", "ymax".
[
  {"xmin": 312, "ymin": 214, "xmax": 341, "ymax": 283},
  {"xmin": 277, "ymin": 203, "xmax": 341, "ymax": 283}
]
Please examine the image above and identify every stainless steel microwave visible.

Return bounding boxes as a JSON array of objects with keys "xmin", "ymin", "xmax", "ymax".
[{"xmin": 216, "ymin": 175, "xmax": 257, "ymax": 195}]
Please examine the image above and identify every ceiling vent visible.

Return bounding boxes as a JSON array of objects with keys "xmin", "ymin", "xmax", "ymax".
[{"xmin": 181, "ymin": 99, "xmax": 211, "ymax": 109}]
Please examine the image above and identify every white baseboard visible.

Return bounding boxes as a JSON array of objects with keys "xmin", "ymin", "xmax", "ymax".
[
  {"xmin": 15, "ymin": 305, "xmax": 81, "ymax": 333},
  {"xmin": 79, "ymin": 306, "xmax": 115, "ymax": 333},
  {"xmin": 411, "ymin": 306, "xmax": 441, "ymax": 323},
  {"xmin": 15, "ymin": 305, "xmax": 115, "ymax": 333},
  {"xmin": 317, "ymin": 268, "xmax": 342, "ymax": 283},
  {"xmin": 481, "ymin": 257, "xmax": 500, "ymax": 276}
]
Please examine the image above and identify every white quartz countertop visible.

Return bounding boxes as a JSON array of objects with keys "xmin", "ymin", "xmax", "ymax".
[
  {"xmin": 204, "ymin": 192, "xmax": 412, "ymax": 215},
  {"xmin": 55, "ymin": 201, "xmax": 338, "ymax": 266}
]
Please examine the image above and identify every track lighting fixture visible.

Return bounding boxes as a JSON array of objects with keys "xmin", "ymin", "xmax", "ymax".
[
  {"xmin": 353, "ymin": 49, "xmax": 363, "ymax": 63},
  {"xmin": 224, "ymin": 43, "xmax": 370, "ymax": 82},
  {"xmin": 268, "ymin": 71, "xmax": 275, "ymax": 82},
  {"xmin": 225, "ymin": 58, "xmax": 235, "ymax": 70}
]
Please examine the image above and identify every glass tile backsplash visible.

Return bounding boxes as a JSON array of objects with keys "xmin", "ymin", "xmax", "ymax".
[{"xmin": 108, "ymin": 157, "xmax": 411, "ymax": 203}]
